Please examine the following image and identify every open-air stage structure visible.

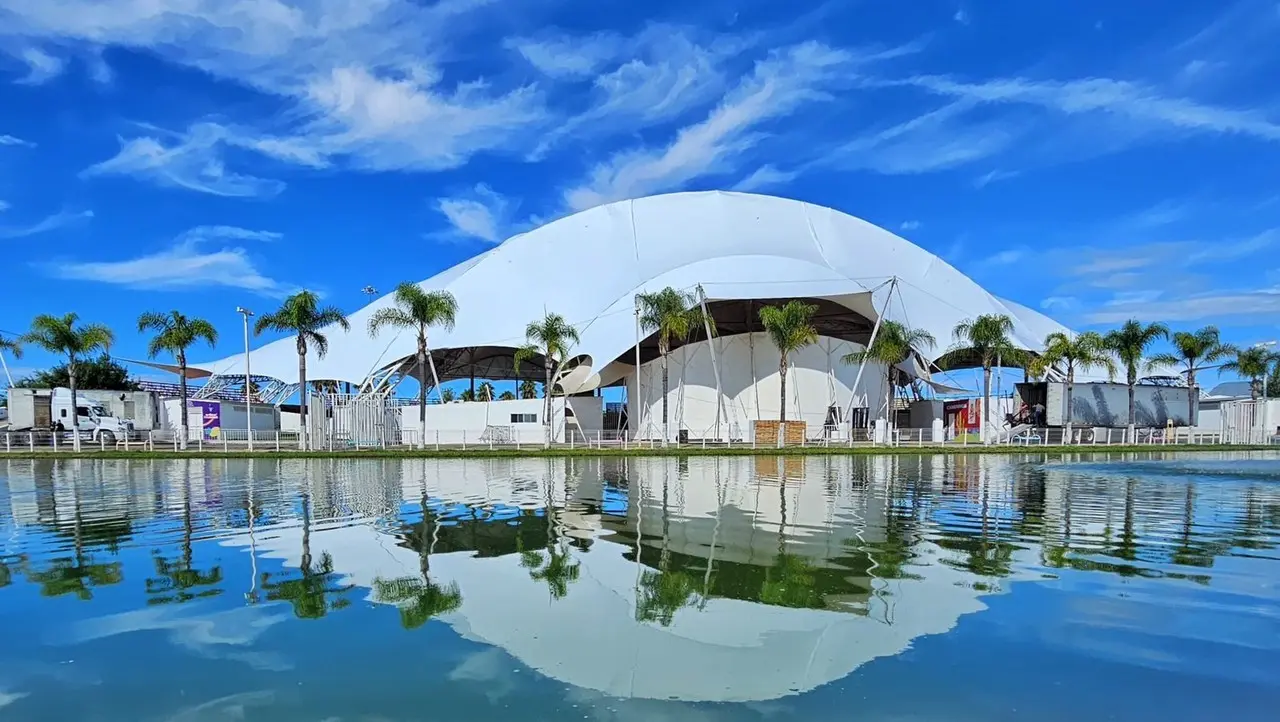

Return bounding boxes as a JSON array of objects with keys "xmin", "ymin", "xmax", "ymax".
[{"xmin": 176, "ymin": 191, "xmax": 1073, "ymax": 446}]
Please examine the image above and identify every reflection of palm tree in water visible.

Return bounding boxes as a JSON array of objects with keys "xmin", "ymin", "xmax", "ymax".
[
  {"xmin": 636, "ymin": 463, "xmax": 699, "ymax": 626},
  {"xmin": 760, "ymin": 463, "xmax": 821, "ymax": 609},
  {"xmin": 146, "ymin": 467, "xmax": 223, "ymax": 605},
  {"xmin": 521, "ymin": 466, "xmax": 581, "ymax": 600},
  {"xmin": 260, "ymin": 487, "xmax": 353, "ymax": 619},
  {"xmin": 373, "ymin": 482, "xmax": 462, "ymax": 629},
  {"xmin": 26, "ymin": 478, "xmax": 124, "ymax": 600}
]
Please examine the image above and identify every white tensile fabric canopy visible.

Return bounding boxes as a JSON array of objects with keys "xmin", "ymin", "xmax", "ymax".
[{"xmin": 189, "ymin": 191, "xmax": 1070, "ymax": 384}]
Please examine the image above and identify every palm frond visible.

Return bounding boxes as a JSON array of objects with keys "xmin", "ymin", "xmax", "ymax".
[
  {"xmin": 0, "ymin": 335, "xmax": 23, "ymax": 360},
  {"xmin": 368, "ymin": 308, "xmax": 416, "ymax": 336}
]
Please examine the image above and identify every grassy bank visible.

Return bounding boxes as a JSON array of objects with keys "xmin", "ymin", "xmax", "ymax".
[{"xmin": 0, "ymin": 444, "xmax": 1273, "ymax": 461}]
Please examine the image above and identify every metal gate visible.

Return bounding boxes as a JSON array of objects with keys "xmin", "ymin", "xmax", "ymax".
[{"xmin": 318, "ymin": 393, "xmax": 401, "ymax": 448}]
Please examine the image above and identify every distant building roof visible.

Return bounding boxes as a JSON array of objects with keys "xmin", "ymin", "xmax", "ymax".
[{"xmin": 1205, "ymin": 381, "xmax": 1252, "ymax": 399}]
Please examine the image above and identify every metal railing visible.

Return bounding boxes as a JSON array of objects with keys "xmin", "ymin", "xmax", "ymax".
[{"xmin": 0, "ymin": 423, "xmax": 1261, "ymax": 453}]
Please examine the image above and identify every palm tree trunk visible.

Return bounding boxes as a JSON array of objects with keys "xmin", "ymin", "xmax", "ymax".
[
  {"xmin": 68, "ymin": 356, "xmax": 81, "ymax": 452},
  {"xmin": 777, "ymin": 355, "xmax": 787, "ymax": 448},
  {"xmin": 1127, "ymin": 371, "xmax": 1137, "ymax": 443},
  {"xmin": 885, "ymin": 369, "xmax": 894, "ymax": 432},
  {"xmin": 1187, "ymin": 369, "xmax": 1196, "ymax": 427},
  {"xmin": 981, "ymin": 363, "xmax": 991, "ymax": 445},
  {"xmin": 178, "ymin": 351, "xmax": 189, "ymax": 450},
  {"xmin": 297, "ymin": 338, "xmax": 308, "ymax": 451},
  {"xmin": 661, "ymin": 347, "xmax": 670, "ymax": 447},
  {"xmin": 417, "ymin": 333, "xmax": 428, "ymax": 450},
  {"xmin": 1064, "ymin": 366, "xmax": 1074, "ymax": 443},
  {"xmin": 544, "ymin": 358, "xmax": 553, "ymax": 448}
]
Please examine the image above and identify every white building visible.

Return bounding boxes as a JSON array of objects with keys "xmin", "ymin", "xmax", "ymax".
[{"xmin": 165, "ymin": 191, "xmax": 1072, "ymax": 442}]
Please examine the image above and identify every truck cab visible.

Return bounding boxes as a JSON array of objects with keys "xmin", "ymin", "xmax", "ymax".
[{"xmin": 50, "ymin": 389, "xmax": 135, "ymax": 443}]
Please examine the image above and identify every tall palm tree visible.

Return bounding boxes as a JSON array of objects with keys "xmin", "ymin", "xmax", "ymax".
[
  {"xmin": 1221, "ymin": 346, "xmax": 1278, "ymax": 400},
  {"xmin": 951, "ymin": 314, "xmax": 1023, "ymax": 444},
  {"xmin": 499, "ymin": 390, "xmax": 516, "ymax": 401},
  {"xmin": 519, "ymin": 379, "xmax": 538, "ymax": 399},
  {"xmin": 0, "ymin": 334, "xmax": 21, "ymax": 387},
  {"xmin": 514, "ymin": 313, "xmax": 580, "ymax": 447},
  {"xmin": 1150, "ymin": 327, "xmax": 1236, "ymax": 424},
  {"xmin": 636, "ymin": 287, "xmax": 714, "ymax": 445},
  {"xmin": 842, "ymin": 321, "xmax": 936, "ymax": 428},
  {"xmin": 440, "ymin": 387, "xmax": 457, "ymax": 403},
  {"xmin": 255, "ymin": 291, "xmax": 349, "ymax": 451},
  {"xmin": 21, "ymin": 314, "xmax": 114, "ymax": 451},
  {"xmin": 1040, "ymin": 331, "xmax": 1115, "ymax": 440},
  {"xmin": 758, "ymin": 301, "xmax": 819, "ymax": 427},
  {"xmin": 137, "ymin": 311, "xmax": 218, "ymax": 448},
  {"xmin": 368, "ymin": 283, "xmax": 458, "ymax": 449},
  {"xmin": 477, "ymin": 381, "xmax": 496, "ymax": 401},
  {"xmin": 1102, "ymin": 319, "xmax": 1169, "ymax": 439}
]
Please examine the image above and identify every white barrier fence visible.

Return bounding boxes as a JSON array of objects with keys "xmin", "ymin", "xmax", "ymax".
[{"xmin": 0, "ymin": 423, "xmax": 1258, "ymax": 452}]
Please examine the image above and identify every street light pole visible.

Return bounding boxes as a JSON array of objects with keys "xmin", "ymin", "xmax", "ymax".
[{"xmin": 238, "ymin": 307, "xmax": 255, "ymax": 451}]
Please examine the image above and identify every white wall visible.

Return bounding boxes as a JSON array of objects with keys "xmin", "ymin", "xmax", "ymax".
[
  {"xmin": 625, "ymin": 333, "xmax": 890, "ymax": 441},
  {"xmin": 400, "ymin": 397, "xmax": 569, "ymax": 444},
  {"xmin": 162, "ymin": 398, "xmax": 280, "ymax": 435},
  {"xmin": 567, "ymin": 395, "xmax": 604, "ymax": 434}
]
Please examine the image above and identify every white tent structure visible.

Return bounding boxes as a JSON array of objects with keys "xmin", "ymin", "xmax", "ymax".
[{"xmin": 178, "ymin": 191, "xmax": 1070, "ymax": 441}]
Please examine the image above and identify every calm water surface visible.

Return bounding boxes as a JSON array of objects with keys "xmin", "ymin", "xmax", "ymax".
[{"xmin": 1, "ymin": 453, "xmax": 1278, "ymax": 721}]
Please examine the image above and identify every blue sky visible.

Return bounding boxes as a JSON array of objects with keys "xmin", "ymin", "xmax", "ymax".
[{"xmin": 1, "ymin": 0, "xmax": 1279, "ymax": 384}]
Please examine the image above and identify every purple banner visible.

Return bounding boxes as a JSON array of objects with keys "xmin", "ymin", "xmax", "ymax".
[{"xmin": 189, "ymin": 400, "xmax": 221, "ymax": 439}]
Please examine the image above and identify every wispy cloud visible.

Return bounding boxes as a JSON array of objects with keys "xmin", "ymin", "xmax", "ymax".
[
  {"xmin": 982, "ymin": 247, "xmax": 1028, "ymax": 266},
  {"xmin": 563, "ymin": 41, "xmax": 853, "ymax": 211},
  {"xmin": 48, "ymin": 225, "xmax": 291, "ymax": 295},
  {"xmin": 732, "ymin": 164, "xmax": 799, "ymax": 192},
  {"xmin": 82, "ymin": 124, "xmax": 285, "ymax": 198},
  {"xmin": 973, "ymin": 169, "xmax": 1019, "ymax": 188},
  {"xmin": 0, "ymin": 201, "xmax": 9, "ymax": 213},
  {"xmin": 1085, "ymin": 290, "xmax": 1280, "ymax": 323},
  {"xmin": 0, "ymin": 209, "xmax": 93, "ymax": 239},
  {"xmin": 0, "ymin": 134, "xmax": 34, "ymax": 148},
  {"xmin": 16, "ymin": 47, "xmax": 64, "ymax": 84},
  {"xmin": 899, "ymin": 220, "xmax": 921, "ymax": 231},
  {"xmin": 434, "ymin": 184, "xmax": 512, "ymax": 244}
]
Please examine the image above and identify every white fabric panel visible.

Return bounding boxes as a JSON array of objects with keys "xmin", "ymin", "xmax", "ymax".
[{"xmin": 193, "ymin": 191, "xmax": 1074, "ymax": 383}]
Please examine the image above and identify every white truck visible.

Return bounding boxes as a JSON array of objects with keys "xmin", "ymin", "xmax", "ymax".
[{"xmin": 5, "ymin": 387, "xmax": 137, "ymax": 443}]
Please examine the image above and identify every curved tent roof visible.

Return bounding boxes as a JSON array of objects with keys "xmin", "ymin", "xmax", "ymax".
[{"xmin": 191, "ymin": 191, "xmax": 1071, "ymax": 383}]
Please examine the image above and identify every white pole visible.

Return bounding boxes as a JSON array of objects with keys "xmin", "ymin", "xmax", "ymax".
[
  {"xmin": 634, "ymin": 297, "xmax": 643, "ymax": 442},
  {"xmin": 0, "ymin": 349, "xmax": 13, "ymax": 388},
  {"xmin": 240, "ymin": 308, "xmax": 254, "ymax": 452},
  {"xmin": 697, "ymin": 285, "xmax": 725, "ymax": 442}
]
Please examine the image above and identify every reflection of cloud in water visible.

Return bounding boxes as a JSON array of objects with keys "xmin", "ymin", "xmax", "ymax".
[
  {"xmin": 0, "ymin": 690, "xmax": 28, "ymax": 710},
  {"xmin": 59, "ymin": 604, "xmax": 292, "ymax": 671},
  {"xmin": 449, "ymin": 647, "xmax": 520, "ymax": 702},
  {"xmin": 163, "ymin": 690, "xmax": 274, "ymax": 722}
]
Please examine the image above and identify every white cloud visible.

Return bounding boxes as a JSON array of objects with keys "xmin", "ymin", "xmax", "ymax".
[
  {"xmin": 732, "ymin": 164, "xmax": 799, "ymax": 192},
  {"xmin": 435, "ymin": 184, "xmax": 510, "ymax": 243},
  {"xmin": 984, "ymin": 247, "xmax": 1027, "ymax": 265},
  {"xmin": 506, "ymin": 32, "xmax": 624, "ymax": 78},
  {"xmin": 899, "ymin": 220, "xmax": 921, "ymax": 231},
  {"xmin": 48, "ymin": 225, "xmax": 292, "ymax": 295},
  {"xmin": 1040, "ymin": 296, "xmax": 1079, "ymax": 311},
  {"xmin": 563, "ymin": 42, "xmax": 852, "ymax": 211},
  {"xmin": 0, "ymin": 201, "xmax": 8, "ymax": 212},
  {"xmin": 903, "ymin": 74, "xmax": 1280, "ymax": 141},
  {"xmin": 973, "ymin": 169, "xmax": 1019, "ymax": 188},
  {"xmin": 954, "ymin": 10, "xmax": 970, "ymax": 25},
  {"xmin": 831, "ymin": 100, "xmax": 1020, "ymax": 174},
  {"xmin": 1, "ymin": 0, "xmax": 546, "ymax": 174},
  {"xmin": 1085, "ymin": 290, "xmax": 1280, "ymax": 323},
  {"xmin": 0, "ymin": 134, "xmax": 34, "ymax": 147},
  {"xmin": 82, "ymin": 124, "xmax": 285, "ymax": 198},
  {"xmin": 16, "ymin": 47, "xmax": 65, "ymax": 84},
  {"xmin": 0, "ymin": 209, "xmax": 93, "ymax": 238}
]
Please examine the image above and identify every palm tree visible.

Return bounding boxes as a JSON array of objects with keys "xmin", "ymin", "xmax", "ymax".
[
  {"xmin": 146, "ymin": 469, "xmax": 223, "ymax": 604},
  {"xmin": 255, "ymin": 291, "xmax": 349, "ymax": 451},
  {"xmin": 499, "ymin": 390, "xmax": 516, "ymax": 401},
  {"xmin": 519, "ymin": 379, "xmax": 538, "ymax": 399},
  {"xmin": 137, "ymin": 311, "xmax": 218, "ymax": 448},
  {"xmin": 1040, "ymin": 331, "xmax": 1115, "ymax": 440},
  {"xmin": 1102, "ymin": 319, "xmax": 1169, "ymax": 440},
  {"xmin": 21, "ymin": 314, "xmax": 114, "ymax": 451},
  {"xmin": 372, "ymin": 486, "xmax": 462, "ymax": 629},
  {"xmin": 514, "ymin": 313, "xmax": 580, "ymax": 447},
  {"xmin": 1221, "ymin": 346, "xmax": 1278, "ymax": 400},
  {"xmin": 260, "ymin": 489, "xmax": 353, "ymax": 618},
  {"xmin": 1150, "ymin": 327, "xmax": 1236, "ymax": 424},
  {"xmin": 440, "ymin": 387, "xmax": 457, "ymax": 403},
  {"xmin": 636, "ymin": 287, "xmax": 714, "ymax": 445},
  {"xmin": 758, "ymin": 301, "xmax": 819, "ymax": 428},
  {"xmin": 951, "ymin": 314, "xmax": 1023, "ymax": 444},
  {"xmin": 25, "ymin": 479, "xmax": 123, "ymax": 600},
  {"xmin": 368, "ymin": 283, "xmax": 458, "ymax": 449},
  {"xmin": 842, "ymin": 321, "xmax": 936, "ymax": 429},
  {"xmin": 477, "ymin": 381, "xmax": 496, "ymax": 401}
]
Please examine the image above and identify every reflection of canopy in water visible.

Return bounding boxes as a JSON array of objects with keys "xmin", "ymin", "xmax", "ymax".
[{"xmin": 222, "ymin": 516, "xmax": 1023, "ymax": 703}]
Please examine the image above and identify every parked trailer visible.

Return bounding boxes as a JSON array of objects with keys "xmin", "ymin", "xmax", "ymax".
[
  {"xmin": 6, "ymin": 388, "xmax": 138, "ymax": 442},
  {"xmin": 1015, "ymin": 381, "xmax": 1195, "ymax": 428}
]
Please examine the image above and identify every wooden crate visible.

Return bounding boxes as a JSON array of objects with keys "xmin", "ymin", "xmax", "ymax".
[{"xmin": 753, "ymin": 420, "xmax": 806, "ymax": 446}]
